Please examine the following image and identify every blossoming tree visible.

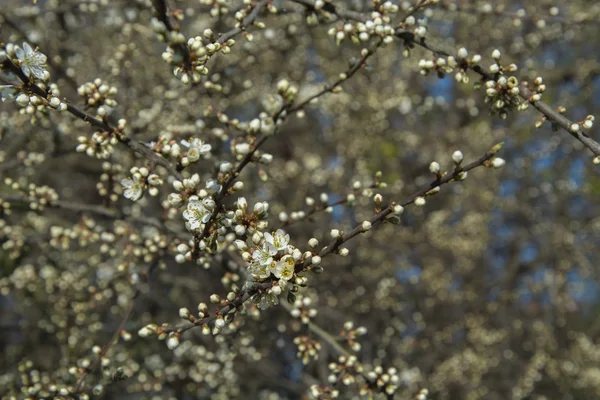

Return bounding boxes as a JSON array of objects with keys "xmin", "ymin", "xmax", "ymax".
[{"xmin": 1, "ymin": 0, "xmax": 600, "ymax": 399}]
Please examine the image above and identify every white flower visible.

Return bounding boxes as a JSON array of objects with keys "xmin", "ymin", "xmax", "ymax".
[
  {"xmin": 252, "ymin": 244, "xmax": 274, "ymax": 266},
  {"xmin": 182, "ymin": 199, "xmax": 211, "ymax": 230},
  {"xmin": 206, "ymin": 179, "xmax": 222, "ymax": 194},
  {"xmin": 264, "ymin": 229, "xmax": 289, "ymax": 252},
  {"xmin": 248, "ymin": 259, "xmax": 271, "ymax": 279},
  {"xmin": 258, "ymin": 291, "xmax": 279, "ymax": 310},
  {"xmin": 121, "ymin": 175, "xmax": 143, "ymax": 201},
  {"xmin": 181, "ymin": 138, "xmax": 211, "ymax": 156},
  {"xmin": 274, "ymin": 255, "xmax": 295, "ymax": 281},
  {"xmin": 15, "ymin": 42, "xmax": 48, "ymax": 80},
  {"xmin": 262, "ymin": 93, "xmax": 284, "ymax": 116}
]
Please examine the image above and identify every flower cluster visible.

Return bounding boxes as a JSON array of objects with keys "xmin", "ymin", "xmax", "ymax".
[
  {"xmin": 121, "ymin": 167, "xmax": 163, "ymax": 201},
  {"xmin": 246, "ymin": 229, "xmax": 293, "ymax": 281},
  {"xmin": 180, "ymin": 137, "xmax": 212, "ymax": 166},
  {"xmin": 327, "ymin": 11, "xmax": 399, "ymax": 46},
  {"xmin": 339, "ymin": 321, "xmax": 368, "ymax": 352},
  {"xmin": 182, "ymin": 197, "xmax": 214, "ymax": 230},
  {"xmin": 13, "ymin": 42, "xmax": 49, "ymax": 80},
  {"xmin": 77, "ymin": 79, "xmax": 119, "ymax": 117},
  {"xmin": 418, "ymin": 48, "xmax": 481, "ymax": 83}
]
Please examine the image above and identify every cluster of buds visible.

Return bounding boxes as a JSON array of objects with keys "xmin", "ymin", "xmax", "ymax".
[
  {"xmin": 199, "ymin": 0, "xmax": 230, "ymax": 17},
  {"xmin": 4, "ymin": 178, "xmax": 59, "ymax": 211},
  {"xmin": 160, "ymin": 29, "xmax": 236, "ymax": 84},
  {"xmin": 362, "ymin": 365, "xmax": 401, "ymax": 396},
  {"xmin": 49, "ymin": 218, "xmax": 100, "ymax": 250},
  {"xmin": 77, "ymin": 78, "xmax": 118, "ymax": 117},
  {"xmin": 328, "ymin": 12, "xmax": 397, "ymax": 46},
  {"xmin": 482, "ymin": 49, "xmax": 521, "ymax": 118},
  {"xmin": 75, "ymin": 119, "xmax": 126, "ymax": 159},
  {"xmin": 328, "ymin": 355, "xmax": 364, "ymax": 386},
  {"xmin": 571, "ymin": 114, "xmax": 595, "ymax": 134},
  {"xmin": 339, "ymin": 321, "xmax": 368, "ymax": 352},
  {"xmin": 120, "ymin": 166, "xmax": 163, "ymax": 202},
  {"xmin": 526, "ymin": 76, "xmax": 547, "ymax": 105},
  {"xmin": 294, "ymin": 335, "xmax": 322, "ymax": 365},
  {"xmin": 97, "ymin": 161, "xmax": 123, "ymax": 203},
  {"xmin": 14, "ymin": 91, "xmax": 68, "ymax": 116},
  {"xmin": 309, "ymin": 384, "xmax": 340, "ymax": 399},
  {"xmin": 418, "ymin": 48, "xmax": 481, "ymax": 83},
  {"xmin": 289, "ymin": 295, "xmax": 318, "ymax": 324},
  {"xmin": 231, "ymin": 197, "xmax": 270, "ymax": 239},
  {"xmin": 1, "ymin": 221, "xmax": 26, "ymax": 260},
  {"xmin": 0, "ymin": 199, "xmax": 11, "ymax": 217}
]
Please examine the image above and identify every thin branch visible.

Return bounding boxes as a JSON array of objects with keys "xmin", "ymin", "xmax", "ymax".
[
  {"xmin": 217, "ymin": 0, "xmax": 268, "ymax": 44},
  {"xmin": 437, "ymin": 1, "xmax": 600, "ymax": 27},
  {"xmin": 2, "ymin": 193, "xmax": 168, "ymax": 231},
  {"xmin": 164, "ymin": 146, "xmax": 500, "ymax": 335},
  {"xmin": 1, "ymin": 58, "xmax": 184, "ymax": 180},
  {"xmin": 193, "ymin": 40, "xmax": 382, "ymax": 256},
  {"xmin": 288, "ymin": 0, "xmax": 600, "ymax": 158}
]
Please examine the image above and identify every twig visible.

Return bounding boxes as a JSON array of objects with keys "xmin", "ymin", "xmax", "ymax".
[
  {"xmin": 217, "ymin": 0, "xmax": 268, "ymax": 44},
  {"xmin": 163, "ymin": 145, "xmax": 500, "ymax": 334},
  {"xmin": 287, "ymin": 0, "xmax": 600, "ymax": 158},
  {"xmin": 1, "ymin": 58, "xmax": 185, "ymax": 180}
]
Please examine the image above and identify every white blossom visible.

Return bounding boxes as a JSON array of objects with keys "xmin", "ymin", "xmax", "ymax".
[
  {"xmin": 274, "ymin": 255, "xmax": 295, "ymax": 281},
  {"xmin": 182, "ymin": 199, "xmax": 211, "ymax": 230},
  {"xmin": 121, "ymin": 175, "xmax": 143, "ymax": 201},
  {"xmin": 264, "ymin": 229, "xmax": 290, "ymax": 252},
  {"xmin": 16, "ymin": 42, "xmax": 48, "ymax": 80}
]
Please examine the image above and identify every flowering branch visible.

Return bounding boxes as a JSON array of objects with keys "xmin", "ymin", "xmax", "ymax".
[
  {"xmin": 0, "ymin": 57, "xmax": 185, "ymax": 180},
  {"xmin": 216, "ymin": 0, "xmax": 268, "ymax": 44},
  {"xmin": 158, "ymin": 144, "xmax": 502, "ymax": 336},
  {"xmin": 288, "ymin": 0, "xmax": 600, "ymax": 159}
]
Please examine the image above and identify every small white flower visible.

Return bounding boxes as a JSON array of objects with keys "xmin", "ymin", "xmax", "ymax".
[
  {"xmin": 248, "ymin": 259, "xmax": 271, "ymax": 279},
  {"xmin": 253, "ymin": 244, "xmax": 274, "ymax": 266},
  {"xmin": 274, "ymin": 255, "xmax": 295, "ymax": 281},
  {"xmin": 264, "ymin": 229, "xmax": 290, "ymax": 252},
  {"xmin": 15, "ymin": 42, "xmax": 48, "ymax": 80},
  {"xmin": 182, "ymin": 199, "xmax": 211, "ymax": 230},
  {"xmin": 262, "ymin": 93, "xmax": 284, "ymax": 116},
  {"xmin": 121, "ymin": 175, "xmax": 143, "ymax": 201},
  {"xmin": 181, "ymin": 138, "xmax": 211, "ymax": 155},
  {"xmin": 205, "ymin": 179, "xmax": 222, "ymax": 194}
]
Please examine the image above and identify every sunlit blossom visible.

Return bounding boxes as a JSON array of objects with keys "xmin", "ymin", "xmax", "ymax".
[
  {"xmin": 121, "ymin": 176, "xmax": 143, "ymax": 201},
  {"xmin": 15, "ymin": 42, "xmax": 48, "ymax": 80}
]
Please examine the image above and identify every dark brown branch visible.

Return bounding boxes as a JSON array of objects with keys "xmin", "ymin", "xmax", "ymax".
[{"xmin": 1, "ymin": 58, "xmax": 184, "ymax": 180}]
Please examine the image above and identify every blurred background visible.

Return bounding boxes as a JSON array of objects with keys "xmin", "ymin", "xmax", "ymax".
[{"xmin": 1, "ymin": 0, "xmax": 600, "ymax": 399}]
